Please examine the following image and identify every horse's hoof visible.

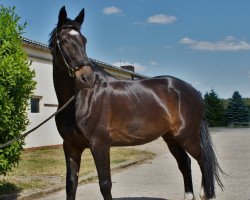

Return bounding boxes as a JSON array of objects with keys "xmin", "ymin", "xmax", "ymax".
[{"xmin": 184, "ymin": 192, "xmax": 195, "ymax": 200}]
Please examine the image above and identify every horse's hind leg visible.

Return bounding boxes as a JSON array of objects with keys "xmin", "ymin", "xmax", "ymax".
[
  {"xmin": 63, "ymin": 142, "xmax": 84, "ymax": 200},
  {"xmin": 174, "ymin": 124, "xmax": 221, "ymax": 200},
  {"xmin": 162, "ymin": 135, "xmax": 194, "ymax": 200},
  {"xmin": 175, "ymin": 135, "xmax": 207, "ymax": 200}
]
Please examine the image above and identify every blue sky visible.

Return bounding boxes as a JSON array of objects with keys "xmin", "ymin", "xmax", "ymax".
[{"xmin": 1, "ymin": 0, "xmax": 250, "ymax": 98}]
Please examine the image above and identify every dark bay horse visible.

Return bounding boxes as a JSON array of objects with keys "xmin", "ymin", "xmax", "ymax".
[{"xmin": 49, "ymin": 6, "xmax": 223, "ymax": 200}]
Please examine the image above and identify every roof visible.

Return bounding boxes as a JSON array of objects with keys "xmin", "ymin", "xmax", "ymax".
[
  {"xmin": 91, "ymin": 59, "xmax": 148, "ymax": 79},
  {"xmin": 22, "ymin": 37, "xmax": 50, "ymax": 50},
  {"xmin": 22, "ymin": 37, "xmax": 148, "ymax": 79}
]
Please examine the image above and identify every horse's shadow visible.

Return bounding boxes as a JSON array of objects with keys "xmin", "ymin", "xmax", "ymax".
[{"xmin": 114, "ymin": 198, "xmax": 167, "ymax": 200}]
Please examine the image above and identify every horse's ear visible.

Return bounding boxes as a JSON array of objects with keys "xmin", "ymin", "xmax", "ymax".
[
  {"xmin": 74, "ymin": 8, "xmax": 85, "ymax": 26},
  {"xmin": 58, "ymin": 6, "xmax": 67, "ymax": 26}
]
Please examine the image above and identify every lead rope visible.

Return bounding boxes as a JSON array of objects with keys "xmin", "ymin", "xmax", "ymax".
[{"xmin": 0, "ymin": 96, "xmax": 75, "ymax": 149}]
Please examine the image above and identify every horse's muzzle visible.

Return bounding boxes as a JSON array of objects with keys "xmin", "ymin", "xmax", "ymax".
[
  {"xmin": 74, "ymin": 64, "xmax": 96, "ymax": 89},
  {"xmin": 75, "ymin": 65, "xmax": 93, "ymax": 77}
]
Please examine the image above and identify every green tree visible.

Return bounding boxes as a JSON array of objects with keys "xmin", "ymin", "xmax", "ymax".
[
  {"xmin": 243, "ymin": 98, "xmax": 250, "ymax": 122},
  {"xmin": 204, "ymin": 89, "xmax": 226, "ymax": 127},
  {"xmin": 226, "ymin": 91, "xmax": 249, "ymax": 126},
  {"xmin": 0, "ymin": 6, "xmax": 36, "ymax": 175}
]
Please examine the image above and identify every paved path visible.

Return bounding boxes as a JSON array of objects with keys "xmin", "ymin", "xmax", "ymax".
[{"xmin": 39, "ymin": 128, "xmax": 250, "ymax": 200}]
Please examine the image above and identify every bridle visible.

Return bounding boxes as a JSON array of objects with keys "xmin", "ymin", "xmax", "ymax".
[
  {"xmin": 55, "ymin": 25, "xmax": 87, "ymax": 78},
  {"xmin": 56, "ymin": 38, "xmax": 76, "ymax": 77}
]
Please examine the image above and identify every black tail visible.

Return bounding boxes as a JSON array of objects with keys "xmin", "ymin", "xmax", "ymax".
[{"xmin": 200, "ymin": 117, "xmax": 224, "ymax": 199}]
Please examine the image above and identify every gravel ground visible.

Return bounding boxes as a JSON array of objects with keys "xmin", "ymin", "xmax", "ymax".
[{"xmin": 39, "ymin": 128, "xmax": 250, "ymax": 200}]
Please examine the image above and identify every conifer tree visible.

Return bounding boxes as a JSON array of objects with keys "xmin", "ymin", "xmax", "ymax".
[
  {"xmin": 226, "ymin": 91, "xmax": 249, "ymax": 126},
  {"xmin": 204, "ymin": 89, "xmax": 226, "ymax": 127}
]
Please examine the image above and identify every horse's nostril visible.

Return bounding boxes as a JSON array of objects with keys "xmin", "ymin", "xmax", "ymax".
[{"xmin": 81, "ymin": 75, "xmax": 86, "ymax": 82}]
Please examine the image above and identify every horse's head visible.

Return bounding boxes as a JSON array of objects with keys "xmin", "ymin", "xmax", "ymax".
[{"xmin": 50, "ymin": 6, "xmax": 95, "ymax": 88}]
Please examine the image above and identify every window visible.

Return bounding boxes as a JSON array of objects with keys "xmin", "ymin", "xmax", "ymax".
[{"xmin": 30, "ymin": 96, "xmax": 41, "ymax": 113}]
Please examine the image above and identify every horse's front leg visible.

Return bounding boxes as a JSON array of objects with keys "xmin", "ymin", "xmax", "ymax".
[
  {"xmin": 90, "ymin": 141, "xmax": 112, "ymax": 200},
  {"xmin": 63, "ymin": 141, "xmax": 84, "ymax": 200}
]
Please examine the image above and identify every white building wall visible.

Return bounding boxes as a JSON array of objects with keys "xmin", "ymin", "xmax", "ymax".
[{"xmin": 24, "ymin": 53, "xmax": 63, "ymax": 148}]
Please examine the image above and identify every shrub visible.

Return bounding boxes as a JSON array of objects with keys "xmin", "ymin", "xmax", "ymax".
[{"xmin": 0, "ymin": 6, "xmax": 36, "ymax": 175}]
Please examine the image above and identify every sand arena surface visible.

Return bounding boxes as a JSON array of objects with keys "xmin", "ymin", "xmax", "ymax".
[{"xmin": 40, "ymin": 128, "xmax": 250, "ymax": 200}]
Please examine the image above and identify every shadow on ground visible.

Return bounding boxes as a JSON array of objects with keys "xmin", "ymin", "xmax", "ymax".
[
  {"xmin": 0, "ymin": 180, "xmax": 21, "ymax": 200},
  {"xmin": 114, "ymin": 198, "xmax": 167, "ymax": 200}
]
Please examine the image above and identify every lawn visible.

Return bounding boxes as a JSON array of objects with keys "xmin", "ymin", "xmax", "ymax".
[{"xmin": 0, "ymin": 145, "xmax": 154, "ymax": 196}]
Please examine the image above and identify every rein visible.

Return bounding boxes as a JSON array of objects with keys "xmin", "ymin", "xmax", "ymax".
[{"xmin": 0, "ymin": 96, "xmax": 75, "ymax": 149}]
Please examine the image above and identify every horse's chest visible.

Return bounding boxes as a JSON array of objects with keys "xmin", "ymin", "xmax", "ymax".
[{"xmin": 75, "ymin": 102, "xmax": 108, "ymax": 139}]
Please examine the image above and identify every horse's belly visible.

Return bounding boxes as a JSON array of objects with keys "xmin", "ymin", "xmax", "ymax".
[{"xmin": 110, "ymin": 119, "xmax": 168, "ymax": 146}]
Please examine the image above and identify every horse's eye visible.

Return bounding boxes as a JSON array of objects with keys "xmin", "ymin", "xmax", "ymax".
[{"xmin": 61, "ymin": 39, "xmax": 67, "ymax": 44}]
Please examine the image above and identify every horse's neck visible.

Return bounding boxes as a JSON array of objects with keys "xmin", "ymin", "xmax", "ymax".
[
  {"xmin": 92, "ymin": 62, "xmax": 116, "ymax": 81},
  {"xmin": 53, "ymin": 61, "xmax": 115, "ymax": 105},
  {"xmin": 53, "ymin": 64, "xmax": 75, "ymax": 107}
]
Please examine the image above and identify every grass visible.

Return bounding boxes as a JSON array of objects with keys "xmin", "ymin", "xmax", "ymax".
[{"xmin": 0, "ymin": 146, "xmax": 154, "ymax": 196}]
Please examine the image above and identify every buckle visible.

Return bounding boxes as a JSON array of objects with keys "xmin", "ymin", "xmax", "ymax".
[{"xmin": 68, "ymin": 68, "xmax": 75, "ymax": 77}]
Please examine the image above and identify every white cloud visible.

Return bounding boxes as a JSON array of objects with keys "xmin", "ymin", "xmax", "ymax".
[
  {"xmin": 113, "ymin": 61, "xmax": 146, "ymax": 72},
  {"xmin": 179, "ymin": 37, "xmax": 196, "ymax": 45},
  {"xmin": 103, "ymin": 6, "xmax": 121, "ymax": 15},
  {"xmin": 147, "ymin": 14, "xmax": 177, "ymax": 24},
  {"xmin": 180, "ymin": 36, "xmax": 250, "ymax": 51},
  {"xmin": 150, "ymin": 61, "xmax": 158, "ymax": 66}
]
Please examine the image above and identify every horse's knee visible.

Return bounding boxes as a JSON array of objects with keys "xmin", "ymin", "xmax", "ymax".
[{"xmin": 99, "ymin": 180, "xmax": 112, "ymax": 196}]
